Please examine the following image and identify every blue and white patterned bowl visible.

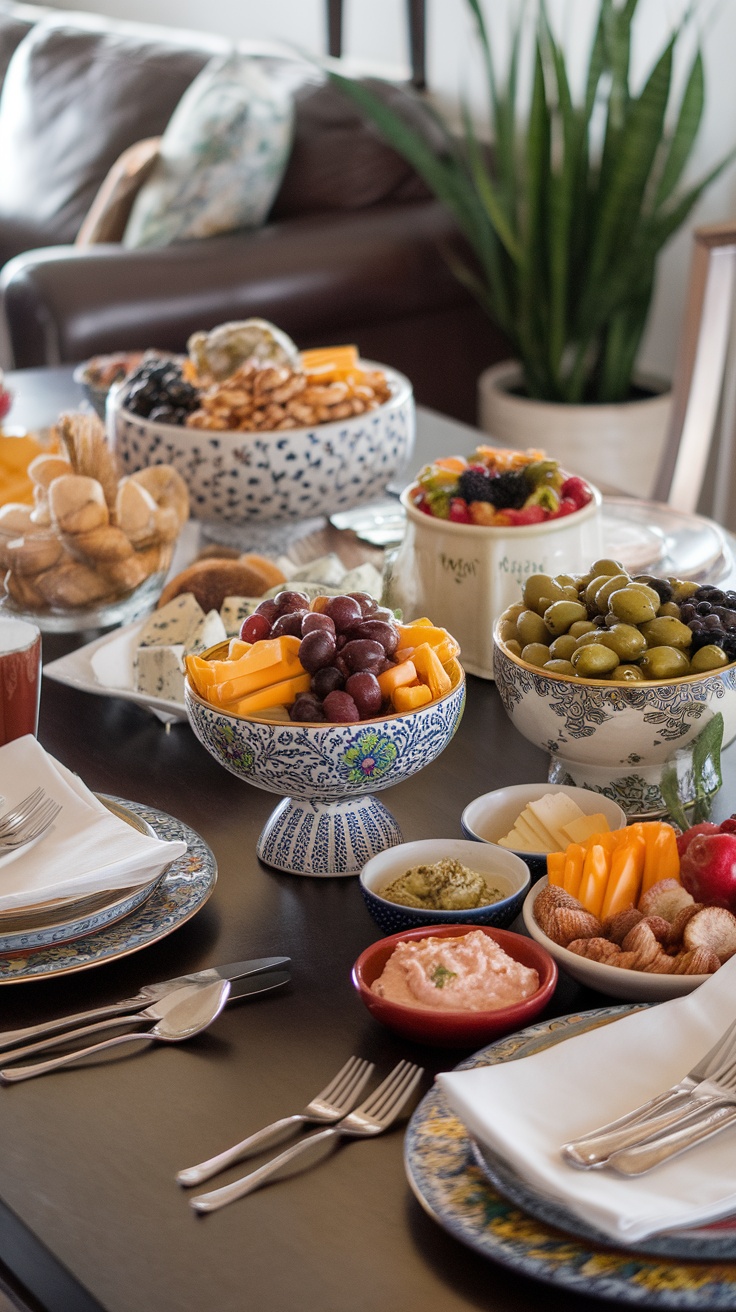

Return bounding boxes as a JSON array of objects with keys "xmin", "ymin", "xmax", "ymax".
[
  {"xmin": 359, "ymin": 838, "xmax": 529, "ymax": 935},
  {"xmin": 493, "ymin": 622, "xmax": 736, "ymax": 818},
  {"xmin": 185, "ymin": 658, "xmax": 466, "ymax": 877},
  {"xmin": 107, "ymin": 360, "xmax": 414, "ymax": 525}
]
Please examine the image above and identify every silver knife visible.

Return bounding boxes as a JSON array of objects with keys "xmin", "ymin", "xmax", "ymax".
[
  {"xmin": 0, "ymin": 970, "xmax": 291, "ymax": 1067},
  {"xmin": 0, "ymin": 957, "xmax": 290, "ymax": 1051}
]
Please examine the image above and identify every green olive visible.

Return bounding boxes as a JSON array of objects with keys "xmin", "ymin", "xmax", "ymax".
[
  {"xmin": 516, "ymin": 610, "xmax": 550, "ymax": 647},
  {"xmin": 593, "ymin": 574, "xmax": 631, "ymax": 612},
  {"xmin": 599, "ymin": 623, "xmax": 647, "ymax": 661},
  {"xmin": 657, "ymin": 601, "xmax": 681, "ymax": 618},
  {"xmin": 575, "ymin": 629, "xmax": 607, "ymax": 647},
  {"xmin": 689, "ymin": 644, "xmax": 730, "ymax": 672},
  {"xmin": 639, "ymin": 646, "xmax": 691, "ymax": 679},
  {"xmin": 555, "ymin": 574, "xmax": 578, "ymax": 588},
  {"xmin": 544, "ymin": 599, "xmax": 587, "ymax": 635},
  {"xmin": 522, "ymin": 642, "xmax": 554, "ymax": 668},
  {"xmin": 640, "ymin": 617, "xmax": 693, "ymax": 650},
  {"xmin": 504, "ymin": 639, "xmax": 522, "ymax": 657},
  {"xmin": 585, "ymin": 574, "xmax": 613, "ymax": 606},
  {"xmin": 668, "ymin": 578, "xmax": 699, "ymax": 602},
  {"xmin": 571, "ymin": 644, "xmax": 620, "ymax": 677},
  {"xmin": 523, "ymin": 574, "xmax": 569, "ymax": 614},
  {"xmin": 569, "ymin": 620, "xmax": 596, "ymax": 638},
  {"xmin": 611, "ymin": 664, "xmax": 646, "ymax": 682},
  {"xmin": 502, "ymin": 601, "xmax": 526, "ymax": 623},
  {"xmin": 543, "ymin": 659, "xmax": 577, "ymax": 677},
  {"xmin": 591, "ymin": 558, "xmax": 626, "ymax": 577},
  {"xmin": 609, "ymin": 587, "xmax": 659, "ymax": 625},
  {"xmin": 629, "ymin": 582, "xmax": 662, "ymax": 609},
  {"xmin": 549, "ymin": 634, "xmax": 578, "ymax": 661},
  {"xmin": 634, "ymin": 574, "xmax": 673, "ymax": 603},
  {"xmin": 499, "ymin": 620, "xmax": 519, "ymax": 644}
]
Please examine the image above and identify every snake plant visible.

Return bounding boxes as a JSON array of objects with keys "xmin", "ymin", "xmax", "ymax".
[{"xmin": 328, "ymin": 0, "xmax": 735, "ymax": 404}]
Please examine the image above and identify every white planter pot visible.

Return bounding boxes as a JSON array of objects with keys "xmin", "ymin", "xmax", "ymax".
[
  {"xmin": 384, "ymin": 485, "xmax": 603, "ymax": 680},
  {"xmin": 478, "ymin": 361, "xmax": 672, "ymax": 499}
]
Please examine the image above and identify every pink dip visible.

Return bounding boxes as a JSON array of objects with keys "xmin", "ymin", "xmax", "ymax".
[{"xmin": 371, "ymin": 930, "xmax": 539, "ymax": 1013}]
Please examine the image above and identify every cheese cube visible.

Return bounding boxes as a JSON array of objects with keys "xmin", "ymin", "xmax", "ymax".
[{"xmin": 134, "ymin": 645, "xmax": 185, "ymax": 700}]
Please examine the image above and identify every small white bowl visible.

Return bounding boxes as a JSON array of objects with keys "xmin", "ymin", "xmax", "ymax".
[
  {"xmin": 522, "ymin": 878, "xmax": 708, "ymax": 1002},
  {"xmin": 359, "ymin": 838, "xmax": 530, "ymax": 935},
  {"xmin": 461, "ymin": 783, "xmax": 627, "ymax": 881}
]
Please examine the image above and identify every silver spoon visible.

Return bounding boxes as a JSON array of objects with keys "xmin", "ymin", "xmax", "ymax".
[{"xmin": 0, "ymin": 979, "xmax": 230, "ymax": 1083}]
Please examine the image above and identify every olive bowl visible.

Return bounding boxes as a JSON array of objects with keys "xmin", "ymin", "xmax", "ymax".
[{"xmin": 493, "ymin": 621, "xmax": 736, "ymax": 818}]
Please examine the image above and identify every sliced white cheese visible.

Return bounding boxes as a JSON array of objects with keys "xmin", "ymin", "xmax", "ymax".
[
  {"xmin": 517, "ymin": 808, "xmax": 559, "ymax": 851},
  {"xmin": 498, "ymin": 826, "xmax": 540, "ymax": 853},
  {"xmin": 527, "ymin": 794, "xmax": 586, "ymax": 849},
  {"xmin": 138, "ymin": 594, "xmax": 205, "ymax": 648},
  {"xmin": 562, "ymin": 813, "xmax": 611, "ymax": 844},
  {"xmin": 134, "ymin": 644, "xmax": 185, "ymax": 700}
]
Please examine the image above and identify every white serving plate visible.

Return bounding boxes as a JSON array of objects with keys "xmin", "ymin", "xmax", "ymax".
[
  {"xmin": 43, "ymin": 620, "xmax": 187, "ymax": 724},
  {"xmin": 522, "ymin": 877, "xmax": 708, "ymax": 1002}
]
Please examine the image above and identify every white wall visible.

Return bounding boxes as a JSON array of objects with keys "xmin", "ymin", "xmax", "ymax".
[{"xmin": 44, "ymin": 0, "xmax": 736, "ymax": 382}]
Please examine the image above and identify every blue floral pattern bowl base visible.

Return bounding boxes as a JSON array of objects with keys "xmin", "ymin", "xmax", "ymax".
[
  {"xmin": 257, "ymin": 795, "xmax": 402, "ymax": 877},
  {"xmin": 185, "ymin": 661, "xmax": 465, "ymax": 877}
]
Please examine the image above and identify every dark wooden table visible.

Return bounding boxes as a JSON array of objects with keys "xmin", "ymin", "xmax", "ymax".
[{"xmin": 0, "ymin": 369, "xmax": 732, "ymax": 1312}]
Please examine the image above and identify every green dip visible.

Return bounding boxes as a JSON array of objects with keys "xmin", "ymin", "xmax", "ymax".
[{"xmin": 381, "ymin": 859, "xmax": 501, "ymax": 911}]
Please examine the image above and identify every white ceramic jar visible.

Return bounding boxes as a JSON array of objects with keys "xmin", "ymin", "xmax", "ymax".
[{"xmin": 385, "ymin": 486, "xmax": 602, "ymax": 679}]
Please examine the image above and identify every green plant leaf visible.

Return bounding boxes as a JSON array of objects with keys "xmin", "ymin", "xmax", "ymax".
[
  {"xmin": 653, "ymin": 48, "xmax": 704, "ymax": 210},
  {"xmin": 660, "ymin": 764, "xmax": 689, "ymax": 832}
]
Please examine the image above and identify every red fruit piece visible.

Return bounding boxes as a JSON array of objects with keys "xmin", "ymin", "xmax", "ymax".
[
  {"xmin": 552, "ymin": 497, "xmax": 578, "ymax": 518},
  {"xmin": 505, "ymin": 505, "xmax": 546, "ymax": 526},
  {"xmin": 680, "ymin": 832, "xmax": 736, "ymax": 910},
  {"xmin": 449, "ymin": 498, "xmax": 472, "ymax": 524},
  {"xmin": 720, "ymin": 819, "xmax": 736, "ymax": 834},
  {"xmin": 560, "ymin": 476, "xmax": 591, "ymax": 509},
  {"xmin": 676, "ymin": 822, "xmax": 720, "ymax": 858}
]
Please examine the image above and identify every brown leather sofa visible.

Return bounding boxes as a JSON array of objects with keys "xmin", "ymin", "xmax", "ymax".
[{"xmin": 0, "ymin": 5, "xmax": 504, "ymax": 422}]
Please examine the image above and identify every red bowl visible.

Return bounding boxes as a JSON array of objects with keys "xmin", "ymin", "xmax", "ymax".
[{"xmin": 352, "ymin": 924, "xmax": 558, "ymax": 1048}]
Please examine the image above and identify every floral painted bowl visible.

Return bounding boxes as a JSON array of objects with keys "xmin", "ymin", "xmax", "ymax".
[
  {"xmin": 185, "ymin": 657, "xmax": 466, "ymax": 877},
  {"xmin": 359, "ymin": 838, "xmax": 530, "ymax": 935},
  {"xmin": 108, "ymin": 360, "xmax": 414, "ymax": 529},
  {"xmin": 493, "ymin": 622, "xmax": 736, "ymax": 817}
]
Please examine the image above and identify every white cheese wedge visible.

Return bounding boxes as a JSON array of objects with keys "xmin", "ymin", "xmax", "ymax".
[
  {"xmin": 498, "ymin": 826, "xmax": 542, "ymax": 853},
  {"xmin": 137, "ymin": 594, "xmax": 206, "ymax": 648},
  {"xmin": 527, "ymin": 794, "xmax": 586, "ymax": 849},
  {"xmin": 188, "ymin": 608, "xmax": 227, "ymax": 654},
  {"xmin": 562, "ymin": 813, "xmax": 611, "ymax": 844},
  {"xmin": 134, "ymin": 644, "xmax": 185, "ymax": 700},
  {"xmin": 219, "ymin": 596, "xmax": 257, "ymax": 637},
  {"xmin": 286, "ymin": 553, "xmax": 346, "ymax": 586}
]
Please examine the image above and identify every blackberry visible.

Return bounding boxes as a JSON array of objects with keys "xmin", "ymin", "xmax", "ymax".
[
  {"xmin": 690, "ymin": 628, "xmax": 726, "ymax": 653},
  {"xmin": 457, "ymin": 468, "xmax": 496, "ymax": 504},
  {"xmin": 484, "ymin": 469, "xmax": 531, "ymax": 510},
  {"xmin": 121, "ymin": 357, "xmax": 199, "ymax": 424}
]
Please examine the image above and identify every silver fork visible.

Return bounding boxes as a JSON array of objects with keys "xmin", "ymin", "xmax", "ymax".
[
  {"xmin": 564, "ymin": 1038, "xmax": 736, "ymax": 1168},
  {"xmin": 177, "ymin": 1055, "xmax": 375, "ymax": 1187},
  {"xmin": 0, "ymin": 788, "xmax": 45, "ymax": 839},
  {"xmin": 191, "ymin": 1059, "xmax": 424, "ymax": 1213},
  {"xmin": 0, "ymin": 797, "xmax": 61, "ymax": 854}
]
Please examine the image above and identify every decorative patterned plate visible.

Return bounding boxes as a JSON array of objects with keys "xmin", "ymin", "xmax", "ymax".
[
  {"xmin": 405, "ymin": 1008, "xmax": 736, "ymax": 1308},
  {"xmin": 0, "ymin": 798, "xmax": 216, "ymax": 983}
]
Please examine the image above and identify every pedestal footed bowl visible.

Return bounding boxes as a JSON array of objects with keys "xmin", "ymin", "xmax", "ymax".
[
  {"xmin": 493, "ymin": 624, "xmax": 736, "ymax": 818},
  {"xmin": 185, "ymin": 658, "xmax": 466, "ymax": 876}
]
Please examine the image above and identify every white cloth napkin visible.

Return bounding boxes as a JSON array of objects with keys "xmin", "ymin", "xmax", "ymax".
[
  {"xmin": 0, "ymin": 735, "xmax": 186, "ymax": 910},
  {"xmin": 438, "ymin": 955, "xmax": 736, "ymax": 1243}
]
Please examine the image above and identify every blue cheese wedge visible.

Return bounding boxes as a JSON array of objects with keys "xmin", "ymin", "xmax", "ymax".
[
  {"xmin": 134, "ymin": 644, "xmax": 186, "ymax": 700},
  {"xmin": 134, "ymin": 594, "xmax": 227, "ymax": 699},
  {"xmin": 219, "ymin": 596, "xmax": 256, "ymax": 637},
  {"xmin": 137, "ymin": 594, "xmax": 206, "ymax": 648}
]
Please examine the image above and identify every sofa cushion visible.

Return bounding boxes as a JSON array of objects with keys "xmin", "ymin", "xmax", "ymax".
[
  {"xmin": 0, "ymin": 12, "xmax": 223, "ymax": 257},
  {"xmin": 76, "ymin": 138, "xmax": 161, "ymax": 246},
  {"xmin": 0, "ymin": 1, "xmax": 40, "ymax": 92},
  {"xmin": 124, "ymin": 52, "xmax": 293, "ymax": 248}
]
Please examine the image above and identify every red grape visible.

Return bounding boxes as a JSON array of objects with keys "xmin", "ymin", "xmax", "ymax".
[
  {"xmin": 352, "ymin": 619, "xmax": 399, "ymax": 656},
  {"xmin": 301, "ymin": 612, "xmax": 335, "ymax": 637},
  {"xmin": 290, "ymin": 695, "xmax": 326, "ymax": 723},
  {"xmin": 299, "ymin": 629, "xmax": 337, "ymax": 672},
  {"xmin": 341, "ymin": 639, "xmax": 385, "ymax": 674},
  {"xmin": 347, "ymin": 592, "xmax": 378, "ymax": 617},
  {"xmin": 373, "ymin": 607, "xmax": 396, "ymax": 623},
  {"xmin": 323, "ymin": 690, "xmax": 360, "ymax": 722},
  {"xmin": 325, "ymin": 595, "xmax": 363, "ymax": 631},
  {"xmin": 254, "ymin": 599, "xmax": 279, "ymax": 623},
  {"xmin": 345, "ymin": 672, "xmax": 382, "ymax": 718},
  {"xmin": 334, "ymin": 655, "xmax": 350, "ymax": 679},
  {"xmin": 312, "ymin": 666, "xmax": 345, "ymax": 698},
  {"xmin": 273, "ymin": 590, "xmax": 310, "ymax": 615},
  {"xmin": 240, "ymin": 612, "xmax": 271, "ymax": 643},
  {"xmin": 270, "ymin": 611, "xmax": 308, "ymax": 638}
]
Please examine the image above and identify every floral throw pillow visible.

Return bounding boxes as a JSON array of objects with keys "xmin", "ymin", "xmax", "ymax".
[{"xmin": 123, "ymin": 51, "xmax": 293, "ymax": 248}]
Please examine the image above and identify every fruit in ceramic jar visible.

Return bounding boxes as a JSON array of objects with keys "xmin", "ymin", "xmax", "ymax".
[
  {"xmin": 544, "ymin": 600, "xmax": 587, "ymax": 635},
  {"xmin": 521, "ymin": 642, "xmax": 552, "ymax": 667},
  {"xmin": 517, "ymin": 610, "xmax": 549, "ymax": 646},
  {"xmin": 299, "ymin": 629, "xmax": 337, "ymax": 672},
  {"xmin": 608, "ymin": 587, "xmax": 658, "ymax": 625},
  {"xmin": 599, "ymin": 624, "xmax": 647, "ymax": 661},
  {"xmin": 638, "ymin": 646, "xmax": 690, "ymax": 679},
  {"xmin": 571, "ymin": 644, "xmax": 619, "ymax": 677},
  {"xmin": 548, "ymin": 634, "xmax": 578, "ymax": 661},
  {"xmin": 640, "ymin": 616, "xmax": 693, "ymax": 649},
  {"xmin": 690, "ymin": 645, "xmax": 730, "ymax": 671},
  {"xmin": 610, "ymin": 664, "xmax": 646, "ymax": 682},
  {"xmin": 544, "ymin": 659, "xmax": 576, "ymax": 675}
]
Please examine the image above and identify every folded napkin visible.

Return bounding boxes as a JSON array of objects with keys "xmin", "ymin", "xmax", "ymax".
[
  {"xmin": 438, "ymin": 954, "xmax": 736, "ymax": 1243},
  {"xmin": 0, "ymin": 735, "xmax": 186, "ymax": 911}
]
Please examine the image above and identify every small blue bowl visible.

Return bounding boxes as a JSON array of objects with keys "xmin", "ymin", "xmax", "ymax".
[
  {"xmin": 461, "ymin": 783, "xmax": 627, "ymax": 882},
  {"xmin": 359, "ymin": 839, "xmax": 530, "ymax": 936}
]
